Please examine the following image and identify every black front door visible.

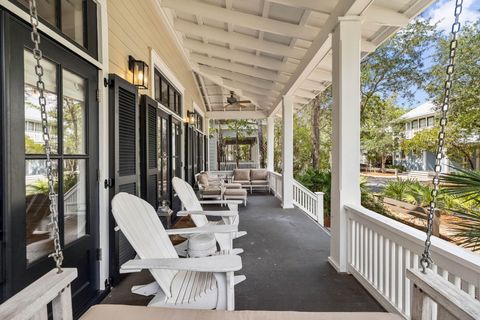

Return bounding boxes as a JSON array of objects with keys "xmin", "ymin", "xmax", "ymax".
[
  {"xmin": 157, "ymin": 110, "xmax": 182, "ymax": 212},
  {"xmin": 1, "ymin": 13, "xmax": 99, "ymax": 314},
  {"xmin": 170, "ymin": 118, "xmax": 182, "ymax": 212}
]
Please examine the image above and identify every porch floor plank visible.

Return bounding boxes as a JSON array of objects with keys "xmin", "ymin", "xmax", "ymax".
[{"xmin": 102, "ymin": 195, "xmax": 384, "ymax": 312}]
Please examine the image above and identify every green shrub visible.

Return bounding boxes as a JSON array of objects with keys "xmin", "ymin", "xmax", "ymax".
[
  {"xmin": 296, "ymin": 170, "xmax": 389, "ymax": 216},
  {"xmin": 295, "ymin": 169, "xmax": 331, "ymax": 216}
]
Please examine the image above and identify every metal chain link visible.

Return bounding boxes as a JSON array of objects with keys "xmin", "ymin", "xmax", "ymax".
[
  {"xmin": 28, "ymin": 0, "xmax": 63, "ymax": 273},
  {"xmin": 420, "ymin": 0, "xmax": 463, "ymax": 273}
]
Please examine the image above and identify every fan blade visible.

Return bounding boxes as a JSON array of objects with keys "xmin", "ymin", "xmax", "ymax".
[{"xmin": 237, "ymin": 100, "xmax": 251, "ymax": 104}]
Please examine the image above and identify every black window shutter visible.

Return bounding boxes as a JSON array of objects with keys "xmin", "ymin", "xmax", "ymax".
[
  {"xmin": 107, "ymin": 74, "xmax": 138, "ymax": 284},
  {"xmin": 140, "ymin": 95, "xmax": 159, "ymax": 209}
]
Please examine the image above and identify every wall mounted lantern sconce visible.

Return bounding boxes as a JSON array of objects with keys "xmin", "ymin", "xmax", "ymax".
[
  {"xmin": 128, "ymin": 55, "xmax": 149, "ymax": 89},
  {"xmin": 187, "ymin": 110, "xmax": 196, "ymax": 127}
]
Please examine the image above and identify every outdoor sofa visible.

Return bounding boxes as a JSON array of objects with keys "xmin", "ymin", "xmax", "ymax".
[{"xmin": 232, "ymin": 168, "xmax": 269, "ymax": 193}]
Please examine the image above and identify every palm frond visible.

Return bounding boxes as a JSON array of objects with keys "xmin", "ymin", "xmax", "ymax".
[{"xmin": 440, "ymin": 167, "xmax": 480, "ymax": 203}]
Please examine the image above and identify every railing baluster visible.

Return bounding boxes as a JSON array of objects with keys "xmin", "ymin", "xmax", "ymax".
[
  {"xmin": 397, "ymin": 245, "xmax": 403, "ymax": 312},
  {"xmin": 373, "ymin": 231, "xmax": 378, "ymax": 288},
  {"xmin": 404, "ymin": 249, "xmax": 411, "ymax": 317}
]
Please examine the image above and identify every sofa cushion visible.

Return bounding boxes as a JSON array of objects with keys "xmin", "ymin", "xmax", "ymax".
[
  {"xmin": 201, "ymin": 187, "xmax": 222, "ymax": 195},
  {"xmin": 197, "ymin": 173, "xmax": 209, "ymax": 187},
  {"xmin": 225, "ymin": 183, "xmax": 242, "ymax": 189},
  {"xmin": 233, "ymin": 169, "xmax": 250, "ymax": 181},
  {"xmin": 232, "ymin": 180, "xmax": 250, "ymax": 185},
  {"xmin": 251, "ymin": 180, "xmax": 269, "ymax": 185},
  {"xmin": 250, "ymin": 169, "xmax": 268, "ymax": 180},
  {"xmin": 224, "ymin": 188, "xmax": 247, "ymax": 196}
]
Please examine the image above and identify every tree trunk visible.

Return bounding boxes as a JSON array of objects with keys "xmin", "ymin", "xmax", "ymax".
[
  {"xmin": 236, "ymin": 132, "xmax": 240, "ymax": 168},
  {"xmin": 311, "ymin": 97, "xmax": 321, "ymax": 170},
  {"xmin": 381, "ymin": 154, "xmax": 386, "ymax": 173},
  {"xmin": 256, "ymin": 120, "xmax": 265, "ymax": 168}
]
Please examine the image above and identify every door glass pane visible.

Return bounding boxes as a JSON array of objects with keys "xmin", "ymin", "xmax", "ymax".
[
  {"xmin": 18, "ymin": 0, "xmax": 56, "ymax": 26},
  {"xmin": 24, "ymin": 50, "xmax": 58, "ymax": 154},
  {"xmin": 161, "ymin": 79, "xmax": 168, "ymax": 106},
  {"xmin": 25, "ymin": 159, "xmax": 58, "ymax": 264},
  {"xmin": 61, "ymin": 0, "xmax": 85, "ymax": 45},
  {"xmin": 63, "ymin": 69, "xmax": 86, "ymax": 154},
  {"xmin": 154, "ymin": 72, "xmax": 160, "ymax": 101},
  {"xmin": 169, "ymin": 86, "xmax": 175, "ymax": 110},
  {"xmin": 162, "ymin": 118, "xmax": 168, "ymax": 197},
  {"xmin": 64, "ymin": 159, "xmax": 87, "ymax": 244}
]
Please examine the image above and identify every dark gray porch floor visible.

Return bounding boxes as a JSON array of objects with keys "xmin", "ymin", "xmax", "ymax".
[{"xmin": 102, "ymin": 194, "xmax": 384, "ymax": 312}]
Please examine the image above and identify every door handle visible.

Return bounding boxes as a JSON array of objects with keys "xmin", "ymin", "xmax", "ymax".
[{"xmin": 104, "ymin": 178, "xmax": 114, "ymax": 189}]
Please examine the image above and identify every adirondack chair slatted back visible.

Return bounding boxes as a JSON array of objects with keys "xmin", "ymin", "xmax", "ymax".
[
  {"xmin": 172, "ymin": 177, "xmax": 209, "ymax": 227},
  {"xmin": 111, "ymin": 193, "xmax": 178, "ymax": 297}
]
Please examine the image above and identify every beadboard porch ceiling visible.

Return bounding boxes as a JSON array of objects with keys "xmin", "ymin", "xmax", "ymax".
[{"xmin": 158, "ymin": 0, "xmax": 434, "ymax": 117}]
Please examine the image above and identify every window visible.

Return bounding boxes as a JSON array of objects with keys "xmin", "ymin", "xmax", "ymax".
[
  {"xmin": 412, "ymin": 120, "xmax": 418, "ymax": 129},
  {"xmin": 154, "ymin": 68, "xmax": 182, "ymax": 117},
  {"xmin": 15, "ymin": 0, "xmax": 98, "ymax": 58},
  {"xmin": 419, "ymin": 118, "xmax": 427, "ymax": 128},
  {"xmin": 427, "ymin": 116, "xmax": 434, "ymax": 127}
]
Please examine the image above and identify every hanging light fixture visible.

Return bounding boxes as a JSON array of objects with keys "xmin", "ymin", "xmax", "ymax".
[{"xmin": 128, "ymin": 55, "xmax": 149, "ymax": 89}]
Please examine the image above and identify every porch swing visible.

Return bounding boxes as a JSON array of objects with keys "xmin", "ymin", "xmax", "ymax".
[{"xmin": 0, "ymin": 0, "xmax": 479, "ymax": 319}]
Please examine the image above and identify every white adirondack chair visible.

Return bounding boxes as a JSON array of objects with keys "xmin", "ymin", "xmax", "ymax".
[
  {"xmin": 172, "ymin": 177, "xmax": 247, "ymax": 253},
  {"xmin": 111, "ymin": 192, "xmax": 245, "ymax": 310}
]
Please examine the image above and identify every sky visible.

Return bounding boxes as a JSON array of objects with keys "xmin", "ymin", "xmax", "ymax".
[{"xmin": 398, "ymin": 0, "xmax": 480, "ymax": 108}]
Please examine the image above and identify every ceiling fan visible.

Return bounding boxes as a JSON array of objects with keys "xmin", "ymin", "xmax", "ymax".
[{"xmin": 224, "ymin": 91, "xmax": 251, "ymax": 109}]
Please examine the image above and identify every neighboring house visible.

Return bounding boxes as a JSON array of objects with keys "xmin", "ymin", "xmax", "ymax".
[{"xmin": 394, "ymin": 101, "xmax": 480, "ymax": 173}]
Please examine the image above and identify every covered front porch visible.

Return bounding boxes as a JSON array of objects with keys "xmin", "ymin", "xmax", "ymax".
[{"xmin": 103, "ymin": 194, "xmax": 383, "ymax": 312}]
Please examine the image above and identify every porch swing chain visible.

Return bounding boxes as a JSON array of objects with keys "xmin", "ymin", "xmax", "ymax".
[
  {"xmin": 420, "ymin": 0, "xmax": 463, "ymax": 273},
  {"xmin": 28, "ymin": 0, "xmax": 64, "ymax": 273}
]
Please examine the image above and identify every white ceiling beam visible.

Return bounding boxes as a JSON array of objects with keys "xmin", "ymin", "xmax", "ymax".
[
  {"xmin": 363, "ymin": 5, "xmax": 410, "ymax": 27},
  {"xmin": 294, "ymin": 96, "xmax": 311, "ymax": 104},
  {"xmin": 198, "ymin": 65, "xmax": 284, "ymax": 91},
  {"xmin": 206, "ymin": 110, "xmax": 267, "ymax": 120},
  {"xmin": 268, "ymin": 0, "xmax": 409, "ymax": 27},
  {"xmin": 295, "ymin": 88, "xmax": 317, "ymax": 99},
  {"xmin": 190, "ymin": 54, "xmax": 290, "ymax": 83},
  {"xmin": 308, "ymin": 68, "xmax": 332, "ymax": 82},
  {"xmin": 300, "ymin": 79, "xmax": 327, "ymax": 91},
  {"xmin": 193, "ymin": 69, "xmax": 264, "ymax": 107},
  {"xmin": 223, "ymin": 79, "xmax": 280, "ymax": 97},
  {"xmin": 162, "ymin": 0, "xmax": 319, "ymax": 41},
  {"xmin": 184, "ymin": 39, "xmax": 298, "ymax": 73},
  {"xmin": 197, "ymin": 74, "xmax": 213, "ymax": 111},
  {"xmin": 269, "ymin": 0, "xmax": 365, "ymax": 116},
  {"xmin": 174, "ymin": 20, "xmax": 306, "ymax": 60},
  {"xmin": 361, "ymin": 38, "xmax": 377, "ymax": 53},
  {"xmin": 268, "ymin": 0, "xmax": 336, "ymax": 14}
]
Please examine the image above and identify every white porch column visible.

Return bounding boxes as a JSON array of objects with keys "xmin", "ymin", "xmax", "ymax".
[
  {"xmin": 329, "ymin": 17, "xmax": 362, "ymax": 273},
  {"xmin": 282, "ymin": 95, "xmax": 294, "ymax": 209},
  {"xmin": 266, "ymin": 116, "xmax": 275, "ymax": 171}
]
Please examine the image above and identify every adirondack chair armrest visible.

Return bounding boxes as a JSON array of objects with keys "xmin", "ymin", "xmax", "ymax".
[
  {"xmin": 177, "ymin": 210, "xmax": 237, "ymax": 217},
  {"xmin": 121, "ymin": 255, "xmax": 242, "ymax": 273},
  {"xmin": 199, "ymin": 200, "xmax": 243, "ymax": 205},
  {"xmin": 165, "ymin": 224, "xmax": 238, "ymax": 235}
]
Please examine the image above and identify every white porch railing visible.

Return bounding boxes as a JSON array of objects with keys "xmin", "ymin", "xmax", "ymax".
[
  {"xmin": 268, "ymin": 172, "xmax": 324, "ymax": 226},
  {"xmin": 346, "ymin": 203, "xmax": 480, "ymax": 318}
]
